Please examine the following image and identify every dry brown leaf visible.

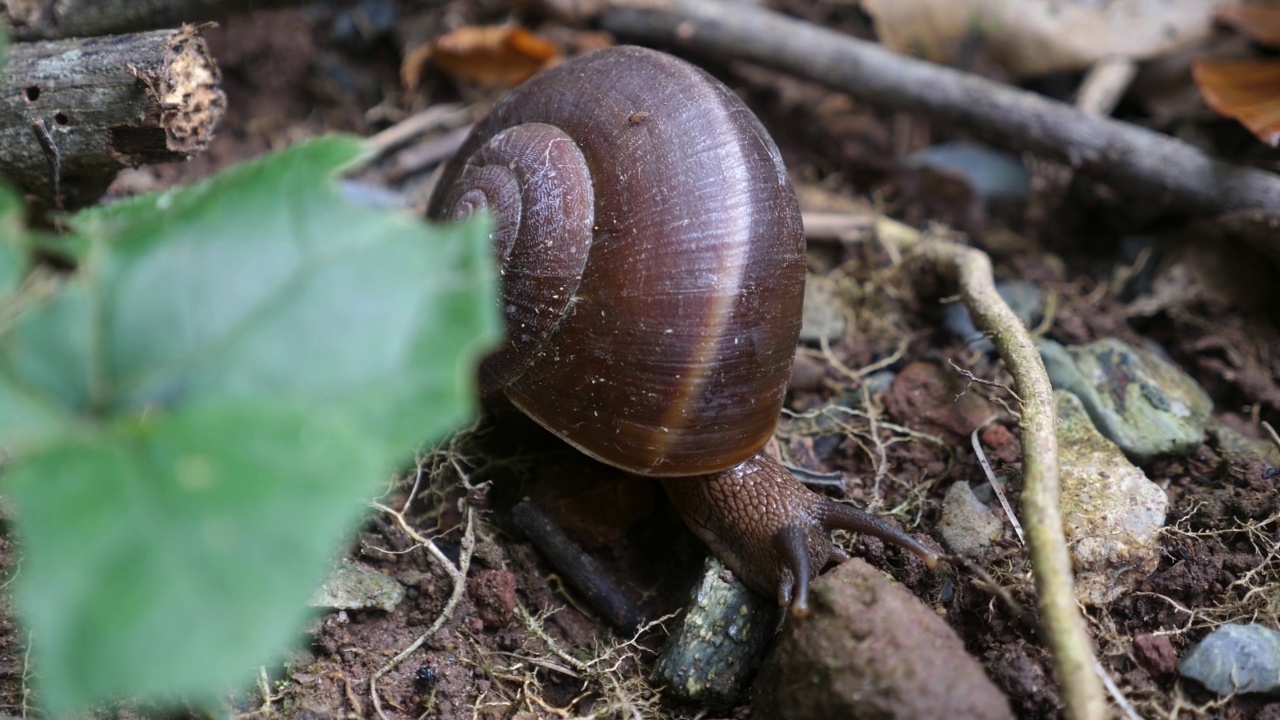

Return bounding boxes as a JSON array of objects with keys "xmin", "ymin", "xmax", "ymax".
[
  {"xmin": 862, "ymin": 0, "xmax": 1218, "ymax": 78},
  {"xmin": 401, "ymin": 25, "xmax": 562, "ymax": 89},
  {"xmin": 1193, "ymin": 57, "xmax": 1280, "ymax": 146},
  {"xmin": 1216, "ymin": 3, "xmax": 1280, "ymax": 46}
]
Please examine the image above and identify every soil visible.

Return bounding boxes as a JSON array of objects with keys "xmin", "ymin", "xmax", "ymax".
[{"xmin": 4, "ymin": 2, "xmax": 1280, "ymax": 719}]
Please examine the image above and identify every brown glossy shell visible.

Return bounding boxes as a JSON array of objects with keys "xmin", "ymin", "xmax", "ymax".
[{"xmin": 428, "ymin": 45, "xmax": 804, "ymax": 477}]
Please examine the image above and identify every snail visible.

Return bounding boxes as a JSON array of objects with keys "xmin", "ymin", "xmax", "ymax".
[{"xmin": 427, "ymin": 45, "xmax": 938, "ymax": 616}]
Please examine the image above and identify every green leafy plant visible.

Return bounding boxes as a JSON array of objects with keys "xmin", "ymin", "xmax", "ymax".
[{"xmin": 0, "ymin": 136, "xmax": 499, "ymax": 715}]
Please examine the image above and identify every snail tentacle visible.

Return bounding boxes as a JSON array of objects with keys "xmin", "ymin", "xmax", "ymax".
[
  {"xmin": 774, "ymin": 525, "xmax": 813, "ymax": 617},
  {"xmin": 817, "ymin": 499, "xmax": 942, "ymax": 570}
]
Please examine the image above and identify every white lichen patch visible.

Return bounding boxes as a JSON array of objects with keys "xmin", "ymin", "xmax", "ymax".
[{"xmin": 1056, "ymin": 390, "xmax": 1168, "ymax": 605}]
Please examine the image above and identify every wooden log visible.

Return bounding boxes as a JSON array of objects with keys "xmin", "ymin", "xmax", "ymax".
[
  {"xmin": 0, "ymin": 25, "xmax": 225, "ymax": 209},
  {"xmin": 601, "ymin": 0, "xmax": 1280, "ymax": 222},
  {"xmin": 2, "ymin": 0, "xmax": 305, "ymax": 40}
]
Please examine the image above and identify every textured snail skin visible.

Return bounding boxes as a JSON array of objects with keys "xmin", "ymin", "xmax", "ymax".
[{"xmin": 429, "ymin": 46, "xmax": 937, "ymax": 615}]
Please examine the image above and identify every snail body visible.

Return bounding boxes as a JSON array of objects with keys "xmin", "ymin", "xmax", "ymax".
[{"xmin": 429, "ymin": 46, "xmax": 937, "ymax": 615}]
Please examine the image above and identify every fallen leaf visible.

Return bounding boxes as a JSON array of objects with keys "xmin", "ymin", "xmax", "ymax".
[
  {"xmin": 863, "ymin": 0, "xmax": 1217, "ymax": 78},
  {"xmin": 402, "ymin": 25, "xmax": 562, "ymax": 89},
  {"xmin": 1216, "ymin": 3, "xmax": 1280, "ymax": 47},
  {"xmin": 1193, "ymin": 57, "xmax": 1280, "ymax": 146}
]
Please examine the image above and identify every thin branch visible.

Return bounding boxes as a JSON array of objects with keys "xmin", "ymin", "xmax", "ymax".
[
  {"xmin": 903, "ymin": 235, "xmax": 1106, "ymax": 720},
  {"xmin": 3, "ymin": 0, "xmax": 307, "ymax": 40}
]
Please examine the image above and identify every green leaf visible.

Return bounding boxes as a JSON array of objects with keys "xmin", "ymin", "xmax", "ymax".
[
  {"xmin": 7, "ymin": 401, "xmax": 383, "ymax": 714},
  {"xmin": 2, "ymin": 136, "xmax": 500, "ymax": 713},
  {"xmin": 1, "ymin": 184, "xmax": 71, "ymax": 456},
  {"xmin": 1, "ymin": 183, "xmax": 23, "ymax": 297}
]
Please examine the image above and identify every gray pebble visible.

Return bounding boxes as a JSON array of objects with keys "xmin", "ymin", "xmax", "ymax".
[
  {"xmin": 1041, "ymin": 338, "xmax": 1212, "ymax": 462},
  {"xmin": 1179, "ymin": 624, "xmax": 1280, "ymax": 696}
]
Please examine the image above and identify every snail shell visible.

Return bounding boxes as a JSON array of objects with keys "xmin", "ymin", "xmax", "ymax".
[{"xmin": 428, "ymin": 45, "xmax": 804, "ymax": 478}]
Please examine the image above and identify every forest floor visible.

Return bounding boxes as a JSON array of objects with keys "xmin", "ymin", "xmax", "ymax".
[{"xmin": 4, "ymin": 2, "xmax": 1280, "ymax": 719}]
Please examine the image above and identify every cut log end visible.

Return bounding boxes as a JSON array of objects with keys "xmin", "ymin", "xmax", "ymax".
[
  {"xmin": 154, "ymin": 24, "xmax": 226, "ymax": 155},
  {"xmin": 124, "ymin": 24, "xmax": 226, "ymax": 159}
]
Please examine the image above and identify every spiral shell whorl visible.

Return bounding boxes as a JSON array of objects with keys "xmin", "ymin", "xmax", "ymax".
[
  {"xmin": 428, "ymin": 46, "xmax": 804, "ymax": 478},
  {"xmin": 438, "ymin": 122, "xmax": 595, "ymax": 390}
]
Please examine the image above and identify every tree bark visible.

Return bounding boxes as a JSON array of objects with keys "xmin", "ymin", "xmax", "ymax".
[
  {"xmin": 2, "ymin": 0, "xmax": 304, "ymax": 40},
  {"xmin": 0, "ymin": 25, "xmax": 225, "ymax": 209}
]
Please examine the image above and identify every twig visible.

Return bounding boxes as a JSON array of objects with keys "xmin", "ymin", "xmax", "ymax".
[
  {"xmin": 511, "ymin": 500, "xmax": 643, "ymax": 631},
  {"xmin": 369, "ymin": 506, "xmax": 476, "ymax": 720},
  {"xmin": 21, "ymin": 631, "xmax": 33, "ymax": 719},
  {"xmin": 947, "ymin": 358, "xmax": 1025, "ymax": 408},
  {"xmin": 1075, "ymin": 58, "xmax": 1137, "ymax": 118},
  {"xmin": 899, "ymin": 235, "xmax": 1106, "ymax": 720},
  {"xmin": 3, "ymin": 0, "xmax": 307, "ymax": 39},
  {"xmin": 516, "ymin": 603, "xmax": 590, "ymax": 674},
  {"xmin": 811, "ymin": 331, "xmax": 915, "ymax": 385},
  {"xmin": 1095, "ymin": 656, "xmax": 1141, "ymax": 720},
  {"xmin": 601, "ymin": 0, "xmax": 1280, "ymax": 266},
  {"xmin": 1262, "ymin": 421, "xmax": 1280, "ymax": 454},
  {"xmin": 802, "ymin": 210, "xmax": 877, "ymax": 243},
  {"xmin": 256, "ymin": 666, "xmax": 278, "ymax": 715},
  {"xmin": 950, "ymin": 556, "xmax": 1035, "ymax": 627},
  {"xmin": 971, "ymin": 426, "xmax": 1025, "ymax": 547},
  {"xmin": 363, "ymin": 102, "xmax": 469, "ymax": 161}
]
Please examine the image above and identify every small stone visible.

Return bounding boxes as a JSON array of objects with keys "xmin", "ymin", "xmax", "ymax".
[
  {"xmin": 1133, "ymin": 633, "xmax": 1177, "ymax": 677},
  {"xmin": 940, "ymin": 482, "xmax": 1004, "ymax": 557},
  {"xmin": 800, "ymin": 273, "xmax": 847, "ymax": 342},
  {"xmin": 467, "ymin": 568, "xmax": 518, "ymax": 629},
  {"xmin": 885, "ymin": 361, "xmax": 996, "ymax": 443},
  {"xmin": 1040, "ymin": 339, "xmax": 1212, "ymax": 462},
  {"xmin": 1056, "ymin": 391, "xmax": 1168, "ymax": 605},
  {"xmin": 654, "ymin": 556, "xmax": 780, "ymax": 706},
  {"xmin": 310, "ymin": 559, "xmax": 404, "ymax": 612},
  {"xmin": 1208, "ymin": 420, "xmax": 1280, "ymax": 468},
  {"xmin": 752, "ymin": 558, "xmax": 1012, "ymax": 720},
  {"xmin": 863, "ymin": 369, "xmax": 898, "ymax": 398},
  {"xmin": 903, "ymin": 140, "xmax": 1030, "ymax": 201},
  {"xmin": 980, "ymin": 423, "xmax": 1020, "ymax": 464},
  {"xmin": 944, "ymin": 280, "xmax": 1042, "ymax": 352},
  {"xmin": 1179, "ymin": 624, "xmax": 1280, "ymax": 696}
]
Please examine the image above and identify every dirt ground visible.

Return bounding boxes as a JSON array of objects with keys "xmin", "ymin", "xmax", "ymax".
[{"xmin": 4, "ymin": 2, "xmax": 1280, "ymax": 719}]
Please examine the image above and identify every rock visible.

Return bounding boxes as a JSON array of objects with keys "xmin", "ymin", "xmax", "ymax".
[
  {"xmin": 944, "ymin": 280, "xmax": 1042, "ymax": 352},
  {"xmin": 467, "ymin": 568, "xmax": 517, "ymax": 629},
  {"xmin": 979, "ymin": 423, "xmax": 1020, "ymax": 464},
  {"xmin": 1208, "ymin": 420, "xmax": 1280, "ymax": 468},
  {"xmin": 863, "ymin": 369, "xmax": 898, "ymax": 399},
  {"xmin": 752, "ymin": 558, "xmax": 1012, "ymax": 720},
  {"xmin": 1040, "ymin": 338, "xmax": 1212, "ymax": 462},
  {"xmin": 1179, "ymin": 624, "xmax": 1280, "ymax": 696},
  {"xmin": 885, "ymin": 361, "xmax": 996, "ymax": 443},
  {"xmin": 940, "ymin": 482, "xmax": 1004, "ymax": 557},
  {"xmin": 800, "ymin": 273, "xmax": 847, "ymax": 342},
  {"xmin": 1056, "ymin": 391, "xmax": 1168, "ymax": 605},
  {"xmin": 310, "ymin": 559, "xmax": 404, "ymax": 612},
  {"xmin": 1133, "ymin": 633, "xmax": 1178, "ymax": 677},
  {"xmin": 902, "ymin": 140, "xmax": 1030, "ymax": 201},
  {"xmin": 653, "ymin": 556, "xmax": 780, "ymax": 706}
]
